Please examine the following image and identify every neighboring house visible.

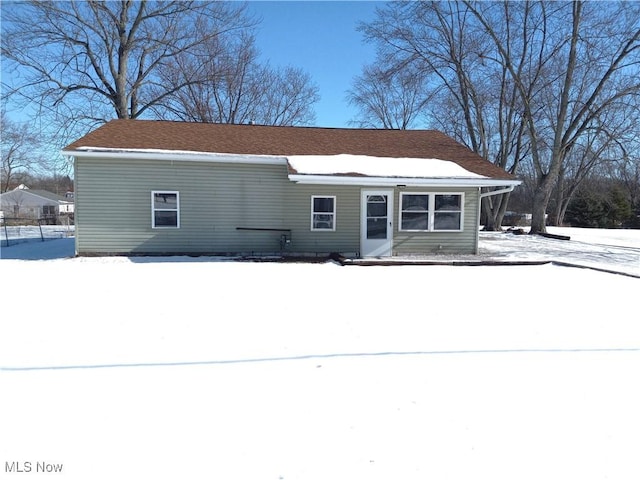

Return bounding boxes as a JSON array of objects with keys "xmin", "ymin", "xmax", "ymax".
[
  {"xmin": 62, "ymin": 119, "xmax": 520, "ymax": 257},
  {"xmin": 59, "ymin": 193, "xmax": 75, "ymax": 215},
  {"xmin": 0, "ymin": 185, "xmax": 74, "ymax": 224}
]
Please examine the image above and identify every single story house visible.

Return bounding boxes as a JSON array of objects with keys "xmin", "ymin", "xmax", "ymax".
[
  {"xmin": 0, "ymin": 185, "xmax": 74, "ymax": 223},
  {"xmin": 62, "ymin": 120, "xmax": 520, "ymax": 257}
]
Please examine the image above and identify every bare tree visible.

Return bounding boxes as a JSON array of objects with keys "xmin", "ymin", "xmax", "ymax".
[
  {"xmin": 256, "ymin": 66, "xmax": 319, "ymax": 126},
  {"xmin": 1, "ymin": 114, "xmax": 45, "ymax": 192},
  {"xmin": 600, "ymin": 127, "xmax": 640, "ymax": 223},
  {"xmin": 152, "ymin": 33, "xmax": 319, "ymax": 126},
  {"xmin": 359, "ymin": 1, "xmax": 640, "ymax": 233},
  {"xmin": 464, "ymin": 0, "xmax": 640, "ymax": 233},
  {"xmin": 551, "ymin": 110, "xmax": 638, "ymax": 226},
  {"xmin": 1, "ymin": 0, "xmax": 253, "ymax": 137},
  {"xmin": 347, "ymin": 64, "xmax": 434, "ymax": 129},
  {"xmin": 357, "ymin": 1, "xmax": 527, "ymax": 230}
]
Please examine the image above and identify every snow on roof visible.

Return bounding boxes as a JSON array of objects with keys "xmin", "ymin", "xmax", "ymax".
[
  {"xmin": 287, "ymin": 154, "xmax": 487, "ymax": 179},
  {"xmin": 70, "ymin": 148, "xmax": 487, "ymax": 180},
  {"xmin": 71, "ymin": 146, "xmax": 267, "ymax": 158},
  {"xmin": 66, "ymin": 146, "xmax": 285, "ymax": 165}
]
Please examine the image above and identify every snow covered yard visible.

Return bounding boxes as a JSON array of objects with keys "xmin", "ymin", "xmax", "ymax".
[{"xmin": 1, "ymin": 228, "xmax": 639, "ymax": 479}]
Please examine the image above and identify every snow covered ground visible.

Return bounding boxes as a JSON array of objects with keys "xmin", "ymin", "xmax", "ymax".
[
  {"xmin": 479, "ymin": 226, "xmax": 640, "ymax": 277},
  {"xmin": 1, "ymin": 228, "xmax": 639, "ymax": 479}
]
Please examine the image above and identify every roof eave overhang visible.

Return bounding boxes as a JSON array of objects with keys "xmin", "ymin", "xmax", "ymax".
[
  {"xmin": 62, "ymin": 149, "xmax": 521, "ymax": 188},
  {"xmin": 287, "ymin": 174, "xmax": 521, "ymax": 188},
  {"xmin": 61, "ymin": 149, "xmax": 286, "ymax": 165}
]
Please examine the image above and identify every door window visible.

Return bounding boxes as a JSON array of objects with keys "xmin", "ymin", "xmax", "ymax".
[{"xmin": 366, "ymin": 194, "xmax": 387, "ymax": 239}]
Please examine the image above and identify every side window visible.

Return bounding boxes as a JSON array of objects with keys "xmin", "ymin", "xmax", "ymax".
[
  {"xmin": 400, "ymin": 193, "xmax": 429, "ymax": 231},
  {"xmin": 152, "ymin": 191, "xmax": 180, "ymax": 228},
  {"xmin": 434, "ymin": 194, "xmax": 462, "ymax": 231},
  {"xmin": 311, "ymin": 196, "xmax": 336, "ymax": 231},
  {"xmin": 42, "ymin": 205, "xmax": 56, "ymax": 216}
]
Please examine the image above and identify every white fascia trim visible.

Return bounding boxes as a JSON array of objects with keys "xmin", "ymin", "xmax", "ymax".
[
  {"xmin": 61, "ymin": 148, "xmax": 287, "ymax": 165},
  {"xmin": 288, "ymin": 174, "xmax": 521, "ymax": 188}
]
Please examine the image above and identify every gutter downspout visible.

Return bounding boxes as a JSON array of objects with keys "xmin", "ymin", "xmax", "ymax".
[
  {"xmin": 479, "ymin": 185, "xmax": 516, "ymax": 199},
  {"xmin": 476, "ymin": 185, "xmax": 517, "ymax": 254}
]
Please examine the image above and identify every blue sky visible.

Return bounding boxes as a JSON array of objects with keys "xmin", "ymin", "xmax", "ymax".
[
  {"xmin": 1, "ymin": 1, "xmax": 383, "ymax": 129},
  {"xmin": 247, "ymin": 1, "xmax": 383, "ymax": 128}
]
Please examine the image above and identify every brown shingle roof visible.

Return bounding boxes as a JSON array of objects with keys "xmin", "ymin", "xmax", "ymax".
[{"xmin": 64, "ymin": 119, "xmax": 516, "ymax": 180}]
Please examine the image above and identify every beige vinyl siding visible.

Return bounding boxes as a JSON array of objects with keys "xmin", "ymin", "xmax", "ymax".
[
  {"xmin": 392, "ymin": 187, "xmax": 479, "ymax": 255},
  {"xmin": 284, "ymin": 184, "xmax": 360, "ymax": 254},
  {"xmin": 75, "ymin": 157, "xmax": 291, "ymax": 254},
  {"xmin": 75, "ymin": 156, "xmax": 480, "ymax": 256},
  {"xmin": 289, "ymin": 186, "xmax": 479, "ymax": 256},
  {"xmin": 75, "ymin": 157, "xmax": 362, "ymax": 255}
]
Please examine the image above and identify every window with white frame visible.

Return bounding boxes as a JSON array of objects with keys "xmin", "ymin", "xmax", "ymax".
[
  {"xmin": 399, "ymin": 193, "xmax": 463, "ymax": 231},
  {"xmin": 434, "ymin": 194, "xmax": 462, "ymax": 230},
  {"xmin": 152, "ymin": 191, "xmax": 180, "ymax": 228},
  {"xmin": 311, "ymin": 196, "xmax": 336, "ymax": 230}
]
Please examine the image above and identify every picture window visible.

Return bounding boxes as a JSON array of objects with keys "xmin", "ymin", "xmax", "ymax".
[{"xmin": 399, "ymin": 193, "xmax": 463, "ymax": 231}]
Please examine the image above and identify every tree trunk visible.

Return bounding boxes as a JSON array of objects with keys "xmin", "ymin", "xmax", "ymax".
[
  {"xmin": 481, "ymin": 191, "xmax": 511, "ymax": 231},
  {"xmin": 530, "ymin": 180, "xmax": 555, "ymax": 234},
  {"xmin": 556, "ymin": 197, "xmax": 571, "ymax": 227},
  {"xmin": 482, "ymin": 199, "xmax": 499, "ymax": 231}
]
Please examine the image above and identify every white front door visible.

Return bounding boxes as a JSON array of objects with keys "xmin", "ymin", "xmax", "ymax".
[{"xmin": 360, "ymin": 189, "xmax": 394, "ymax": 257}]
